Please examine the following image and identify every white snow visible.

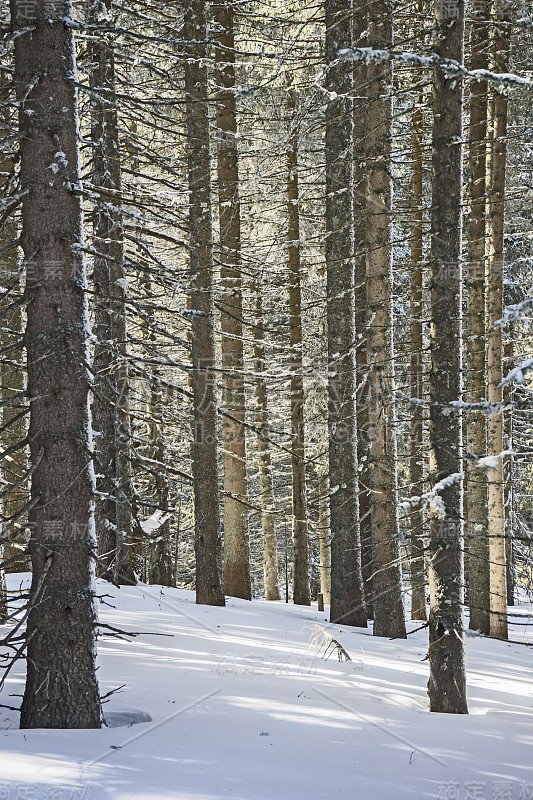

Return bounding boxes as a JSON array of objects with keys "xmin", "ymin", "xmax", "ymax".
[
  {"xmin": 400, "ymin": 472, "xmax": 464, "ymax": 516},
  {"xmin": 1, "ymin": 574, "xmax": 532, "ymax": 799},
  {"xmin": 473, "ymin": 450, "xmax": 513, "ymax": 471},
  {"xmin": 139, "ymin": 510, "xmax": 170, "ymax": 535},
  {"xmin": 495, "ymin": 296, "xmax": 533, "ymax": 328},
  {"xmin": 48, "ymin": 152, "xmax": 68, "ymax": 175},
  {"xmin": 500, "ymin": 357, "xmax": 533, "ymax": 387}
]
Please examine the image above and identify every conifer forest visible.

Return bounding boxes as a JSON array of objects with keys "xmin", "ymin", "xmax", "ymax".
[{"xmin": 0, "ymin": 0, "xmax": 533, "ymax": 796}]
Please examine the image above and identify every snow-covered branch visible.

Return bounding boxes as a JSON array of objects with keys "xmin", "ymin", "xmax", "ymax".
[
  {"xmin": 494, "ymin": 296, "xmax": 533, "ymax": 327},
  {"xmin": 338, "ymin": 47, "xmax": 533, "ymax": 90},
  {"xmin": 400, "ymin": 472, "xmax": 464, "ymax": 519},
  {"xmin": 500, "ymin": 358, "xmax": 533, "ymax": 387}
]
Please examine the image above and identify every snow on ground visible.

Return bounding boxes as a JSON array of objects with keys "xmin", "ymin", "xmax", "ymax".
[{"xmin": 1, "ymin": 573, "xmax": 533, "ymax": 800}]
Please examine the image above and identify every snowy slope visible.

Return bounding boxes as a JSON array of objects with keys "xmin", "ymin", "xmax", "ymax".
[{"xmin": 0, "ymin": 574, "xmax": 532, "ymax": 800}]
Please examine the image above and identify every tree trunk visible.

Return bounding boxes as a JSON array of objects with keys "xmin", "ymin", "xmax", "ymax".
[
  {"xmin": 136, "ymin": 267, "xmax": 174, "ymax": 587},
  {"xmin": 286, "ymin": 86, "xmax": 310, "ymax": 606},
  {"xmin": 213, "ymin": 1, "xmax": 251, "ymax": 600},
  {"xmin": 88, "ymin": 0, "xmax": 136, "ymax": 585},
  {"xmin": 13, "ymin": 0, "xmax": 101, "ymax": 728},
  {"xmin": 251, "ymin": 274, "xmax": 280, "ymax": 601},
  {"xmin": 113, "ymin": 280, "xmax": 136, "ymax": 585},
  {"xmin": 365, "ymin": 0, "xmax": 406, "ymax": 639},
  {"xmin": 147, "ymin": 357, "xmax": 174, "ymax": 587},
  {"xmin": 464, "ymin": 0, "xmax": 490, "ymax": 635},
  {"xmin": 503, "ymin": 332, "xmax": 514, "ymax": 605},
  {"xmin": 408, "ymin": 18, "xmax": 427, "ymax": 623},
  {"xmin": 352, "ymin": 17, "xmax": 373, "ymax": 621},
  {"xmin": 184, "ymin": 0, "xmax": 225, "ymax": 607},
  {"xmin": 486, "ymin": 3, "xmax": 511, "ymax": 640},
  {"xmin": 325, "ymin": 0, "xmax": 367, "ymax": 628},
  {"xmin": 0, "ymin": 74, "xmax": 28, "ymax": 594},
  {"xmin": 427, "ymin": 0, "xmax": 468, "ymax": 714},
  {"xmin": 317, "ymin": 473, "xmax": 331, "ymax": 606}
]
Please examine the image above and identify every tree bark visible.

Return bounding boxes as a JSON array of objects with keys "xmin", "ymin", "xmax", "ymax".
[
  {"xmin": 136, "ymin": 267, "xmax": 173, "ymax": 587},
  {"xmin": 317, "ymin": 473, "xmax": 331, "ymax": 606},
  {"xmin": 427, "ymin": 0, "xmax": 468, "ymax": 714},
  {"xmin": 13, "ymin": 0, "xmax": 101, "ymax": 728},
  {"xmin": 286, "ymin": 85, "xmax": 310, "ymax": 606},
  {"xmin": 147, "ymin": 355, "xmax": 173, "ymax": 587},
  {"xmin": 464, "ymin": 0, "xmax": 490, "ymax": 635},
  {"xmin": 325, "ymin": 0, "xmax": 367, "ymax": 628},
  {"xmin": 184, "ymin": 0, "xmax": 225, "ymax": 606},
  {"xmin": 251, "ymin": 274, "xmax": 280, "ymax": 601},
  {"xmin": 0, "ymin": 74, "xmax": 28, "ymax": 591},
  {"xmin": 365, "ymin": 0, "xmax": 406, "ymax": 639},
  {"xmin": 503, "ymin": 332, "xmax": 514, "ymax": 605},
  {"xmin": 113, "ymin": 280, "xmax": 136, "ymax": 585},
  {"xmin": 408, "ymin": 13, "xmax": 427, "ymax": 623},
  {"xmin": 213, "ymin": 1, "xmax": 251, "ymax": 600},
  {"xmin": 352, "ymin": 14, "xmax": 373, "ymax": 621},
  {"xmin": 88, "ymin": 0, "xmax": 136, "ymax": 586},
  {"xmin": 486, "ymin": 1, "xmax": 511, "ymax": 640}
]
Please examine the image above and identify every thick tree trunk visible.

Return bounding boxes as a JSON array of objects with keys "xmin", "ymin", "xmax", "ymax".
[
  {"xmin": 184, "ymin": 0, "xmax": 225, "ymax": 607},
  {"xmin": 464, "ymin": 0, "xmax": 490, "ymax": 635},
  {"xmin": 286, "ymin": 86, "xmax": 310, "ymax": 606},
  {"xmin": 352, "ymin": 18, "xmax": 373, "ymax": 621},
  {"xmin": 486, "ymin": 3, "xmax": 511, "ymax": 640},
  {"xmin": 213, "ymin": 1, "xmax": 251, "ymax": 600},
  {"xmin": 325, "ymin": 0, "xmax": 367, "ymax": 628},
  {"xmin": 408, "ymin": 25, "xmax": 427, "ymax": 623},
  {"xmin": 13, "ymin": 0, "xmax": 101, "ymax": 728},
  {"xmin": 251, "ymin": 275, "xmax": 280, "ymax": 601},
  {"xmin": 427, "ymin": 0, "xmax": 468, "ymax": 714},
  {"xmin": 365, "ymin": 0, "xmax": 406, "ymax": 639}
]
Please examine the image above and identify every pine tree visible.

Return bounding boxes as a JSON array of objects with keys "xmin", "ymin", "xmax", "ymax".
[
  {"xmin": 251, "ymin": 273, "xmax": 281, "ymax": 601},
  {"xmin": 88, "ymin": 0, "xmax": 136, "ymax": 586},
  {"xmin": 0, "ymin": 72, "xmax": 28, "ymax": 602},
  {"xmin": 13, "ymin": 0, "xmax": 101, "ymax": 728},
  {"xmin": 352, "ymin": 7, "xmax": 373, "ymax": 620},
  {"xmin": 317, "ymin": 472, "xmax": 331, "ymax": 605},
  {"xmin": 365, "ymin": 0, "xmax": 406, "ymax": 639},
  {"xmin": 213, "ymin": 0, "xmax": 251, "ymax": 600},
  {"xmin": 464, "ymin": 0, "xmax": 490, "ymax": 635},
  {"xmin": 184, "ymin": 0, "xmax": 225, "ymax": 606},
  {"xmin": 408, "ymin": 5, "xmax": 427, "ymax": 623},
  {"xmin": 486, "ymin": 0, "xmax": 512, "ymax": 640},
  {"xmin": 325, "ymin": 0, "xmax": 367, "ymax": 628},
  {"xmin": 427, "ymin": 0, "xmax": 468, "ymax": 714},
  {"xmin": 286, "ymin": 84, "xmax": 310, "ymax": 606}
]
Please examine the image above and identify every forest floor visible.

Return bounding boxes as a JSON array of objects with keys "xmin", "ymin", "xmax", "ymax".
[{"xmin": 0, "ymin": 574, "xmax": 532, "ymax": 800}]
